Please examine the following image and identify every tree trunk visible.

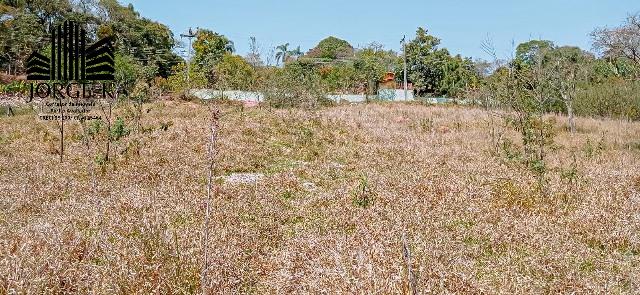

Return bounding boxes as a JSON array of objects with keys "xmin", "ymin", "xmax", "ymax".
[{"xmin": 566, "ymin": 98, "xmax": 576, "ymax": 134}]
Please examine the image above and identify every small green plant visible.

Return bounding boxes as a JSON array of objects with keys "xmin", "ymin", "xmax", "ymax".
[
  {"xmin": 581, "ymin": 133, "xmax": 606, "ymax": 158},
  {"xmin": 297, "ymin": 125, "xmax": 314, "ymax": 144},
  {"xmin": 454, "ymin": 121, "xmax": 463, "ymax": 131},
  {"xmin": 88, "ymin": 120, "xmax": 104, "ymax": 139},
  {"xmin": 508, "ymin": 115, "xmax": 556, "ymax": 192},
  {"xmin": 529, "ymin": 159, "xmax": 546, "ymax": 176},
  {"xmin": 583, "ymin": 136, "xmax": 605, "ymax": 158},
  {"xmin": 351, "ymin": 175, "xmax": 375, "ymax": 208},
  {"xmin": 94, "ymin": 153, "xmax": 107, "ymax": 172},
  {"xmin": 597, "ymin": 133, "xmax": 607, "ymax": 152},
  {"xmin": 279, "ymin": 190, "xmax": 295, "ymax": 201},
  {"xmin": 583, "ymin": 138, "xmax": 595, "ymax": 158},
  {"xmin": 500, "ymin": 138, "xmax": 522, "ymax": 161},
  {"xmin": 110, "ymin": 117, "xmax": 130, "ymax": 141},
  {"xmin": 579, "ymin": 259, "xmax": 596, "ymax": 273},
  {"xmin": 560, "ymin": 153, "xmax": 579, "ymax": 190}
]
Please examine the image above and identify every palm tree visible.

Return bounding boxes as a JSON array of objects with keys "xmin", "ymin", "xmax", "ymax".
[
  {"xmin": 288, "ymin": 46, "xmax": 303, "ymax": 60},
  {"xmin": 275, "ymin": 43, "xmax": 289, "ymax": 66}
]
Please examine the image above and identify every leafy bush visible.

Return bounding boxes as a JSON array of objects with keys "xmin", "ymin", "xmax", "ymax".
[
  {"xmin": 575, "ymin": 79, "xmax": 640, "ymax": 121},
  {"xmin": 88, "ymin": 120, "xmax": 104, "ymax": 139},
  {"xmin": 213, "ymin": 54, "xmax": 257, "ymax": 90},
  {"xmin": 0, "ymin": 81, "xmax": 29, "ymax": 94},
  {"xmin": 110, "ymin": 117, "xmax": 130, "ymax": 141},
  {"xmin": 263, "ymin": 60, "xmax": 332, "ymax": 108},
  {"xmin": 166, "ymin": 62, "xmax": 208, "ymax": 94}
]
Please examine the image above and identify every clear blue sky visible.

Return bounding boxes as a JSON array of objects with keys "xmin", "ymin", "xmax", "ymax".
[{"xmin": 125, "ymin": 0, "xmax": 639, "ymax": 61}]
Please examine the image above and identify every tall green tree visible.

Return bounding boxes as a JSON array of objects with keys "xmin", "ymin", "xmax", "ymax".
[
  {"xmin": 275, "ymin": 43, "xmax": 289, "ymax": 66},
  {"xmin": 0, "ymin": 10, "xmax": 44, "ymax": 73},
  {"xmin": 0, "ymin": 0, "xmax": 179, "ymax": 77},
  {"xmin": 515, "ymin": 40, "xmax": 555, "ymax": 66},
  {"xmin": 306, "ymin": 36, "xmax": 354, "ymax": 60},
  {"xmin": 193, "ymin": 29, "xmax": 234, "ymax": 63},
  {"xmin": 319, "ymin": 63, "xmax": 357, "ymax": 94},
  {"xmin": 214, "ymin": 54, "xmax": 256, "ymax": 90},
  {"xmin": 439, "ymin": 55, "xmax": 480, "ymax": 97},
  {"xmin": 288, "ymin": 45, "xmax": 303, "ymax": 60},
  {"xmin": 547, "ymin": 46, "xmax": 593, "ymax": 133},
  {"xmin": 17, "ymin": 0, "xmax": 72, "ymax": 31},
  {"xmin": 402, "ymin": 27, "xmax": 450, "ymax": 96},
  {"xmin": 353, "ymin": 43, "xmax": 396, "ymax": 96},
  {"xmin": 192, "ymin": 28, "xmax": 234, "ymax": 82},
  {"xmin": 97, "ymin": 0, "xmax": 179, "ymax": 77},
  {"xmin": 264, "ymin": 60, "xmax": 329, "ymax": 108},
  {"xmin": 166, "ymin": 61, "xmax": 208, "ymax": 92}
]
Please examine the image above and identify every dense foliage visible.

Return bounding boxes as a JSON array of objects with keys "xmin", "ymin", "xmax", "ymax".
[
  {"xmin": 305, "ymin": 36, "xmax": 354, "ymax": 60},
  {"xmin": 0, "ymin": 0, "xmax": 179, "ymax": 79},
  {"xmin": 1, "ymin": 2, "xmax": 639, "ymax": 121}
]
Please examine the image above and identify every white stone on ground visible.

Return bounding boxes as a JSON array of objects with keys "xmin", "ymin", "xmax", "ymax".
[
  {"xmin": 224, "ymin": 173, "xmax": 264, "ymax": 184},
  {"xmin": 302, "ymin": 182, "xmax": 317, "ymax": 191}
]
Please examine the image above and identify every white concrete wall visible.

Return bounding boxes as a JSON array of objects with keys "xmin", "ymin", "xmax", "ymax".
[
  {"xmin": 420, "ymin": 97, "xmax": 453, "ymax": 104},
  {"xmin": 326, "ymin": 94, "xmax": 367, "ymax": 102},
  {"xmin": 190, "ymin": 89, "xmax": 264, "ymax": 102},
  {"xmin": 191, "ymin": 89, "xmax": 414, "ymax": 103},
  {"xmin": 328, "ymin": 90, "xmax": 414, "ymax": 102},
  {"xmin": 378, "ymin": 89, "xmax": 414, "ymax": 101}
]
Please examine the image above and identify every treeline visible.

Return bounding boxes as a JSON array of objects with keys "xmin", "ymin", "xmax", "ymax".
[
  {"xmin": 165, "ymin": 27, "xmax": 480, "ymax": 107},
  {"xmin": 0, "ymin": 0, "xmax": 179, "ymax": 99},
  {"xmin": 481, "ymin": 15, "xmax": 640, "ymax": 122},
  {"xmin": 1, "ymin": 1, "xmax": 639, "ymax": 121}
]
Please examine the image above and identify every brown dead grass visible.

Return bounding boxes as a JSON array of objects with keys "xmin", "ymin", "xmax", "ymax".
[{"xmin": 0, "ymin": 101, "xmax": 639, "ymax": 294}]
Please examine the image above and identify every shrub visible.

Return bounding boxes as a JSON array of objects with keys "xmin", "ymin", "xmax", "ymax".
[
  {"xmin": 263, "ymin": 60, "xmax": 332, "ymax": 108},
  {"xmin": 110, "ymin": 117, "xmax": 130, "ymax": 141},
  {"xmin": 0, "ymin": 81, "xmax": 28, "ymax": 94},
  {"xmin": 575, "ymin": 79, "xmax": 640, "ymax": 121}
]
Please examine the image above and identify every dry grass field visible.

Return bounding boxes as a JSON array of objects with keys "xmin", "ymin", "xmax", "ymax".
[{"xmin": 1, "ymin": 101, "xmax": 639, "ymax": 294}]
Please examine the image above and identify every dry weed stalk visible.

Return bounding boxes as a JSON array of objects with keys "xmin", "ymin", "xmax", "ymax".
[
  {"xmin": 201, "ymin": 105, "xmax": 220, "ymax": 294},
  {"xmin": 402, "ymin": 231, "xmax": 417, "ymax": 295},
  {"xmin": 98, "ymin": 93, "xmax": 117, "ymax": 162}
]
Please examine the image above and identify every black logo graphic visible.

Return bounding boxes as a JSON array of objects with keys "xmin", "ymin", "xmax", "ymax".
[{"xmin": 26, "ymin": 21, "xmax": 114, "ymax": 81}]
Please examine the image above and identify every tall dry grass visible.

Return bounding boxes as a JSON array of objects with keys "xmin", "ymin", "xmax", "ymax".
[{"xmin": 0, "ymin": 101, "xmax": 638, "ymax": 293}]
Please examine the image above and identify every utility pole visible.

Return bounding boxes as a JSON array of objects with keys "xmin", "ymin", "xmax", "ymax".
[
  {"xmin": 180, "ymin": 28, "xmax": 196, "ymax": 90},
  {"xmin": 402, "ymin": 35, "xmax": 408, "ymax": 101}
]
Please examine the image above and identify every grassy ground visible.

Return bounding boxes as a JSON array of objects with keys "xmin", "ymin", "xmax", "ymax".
[{"xmin": 0, "ymin": 100, "xmax": 639, "ymax": 294}]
